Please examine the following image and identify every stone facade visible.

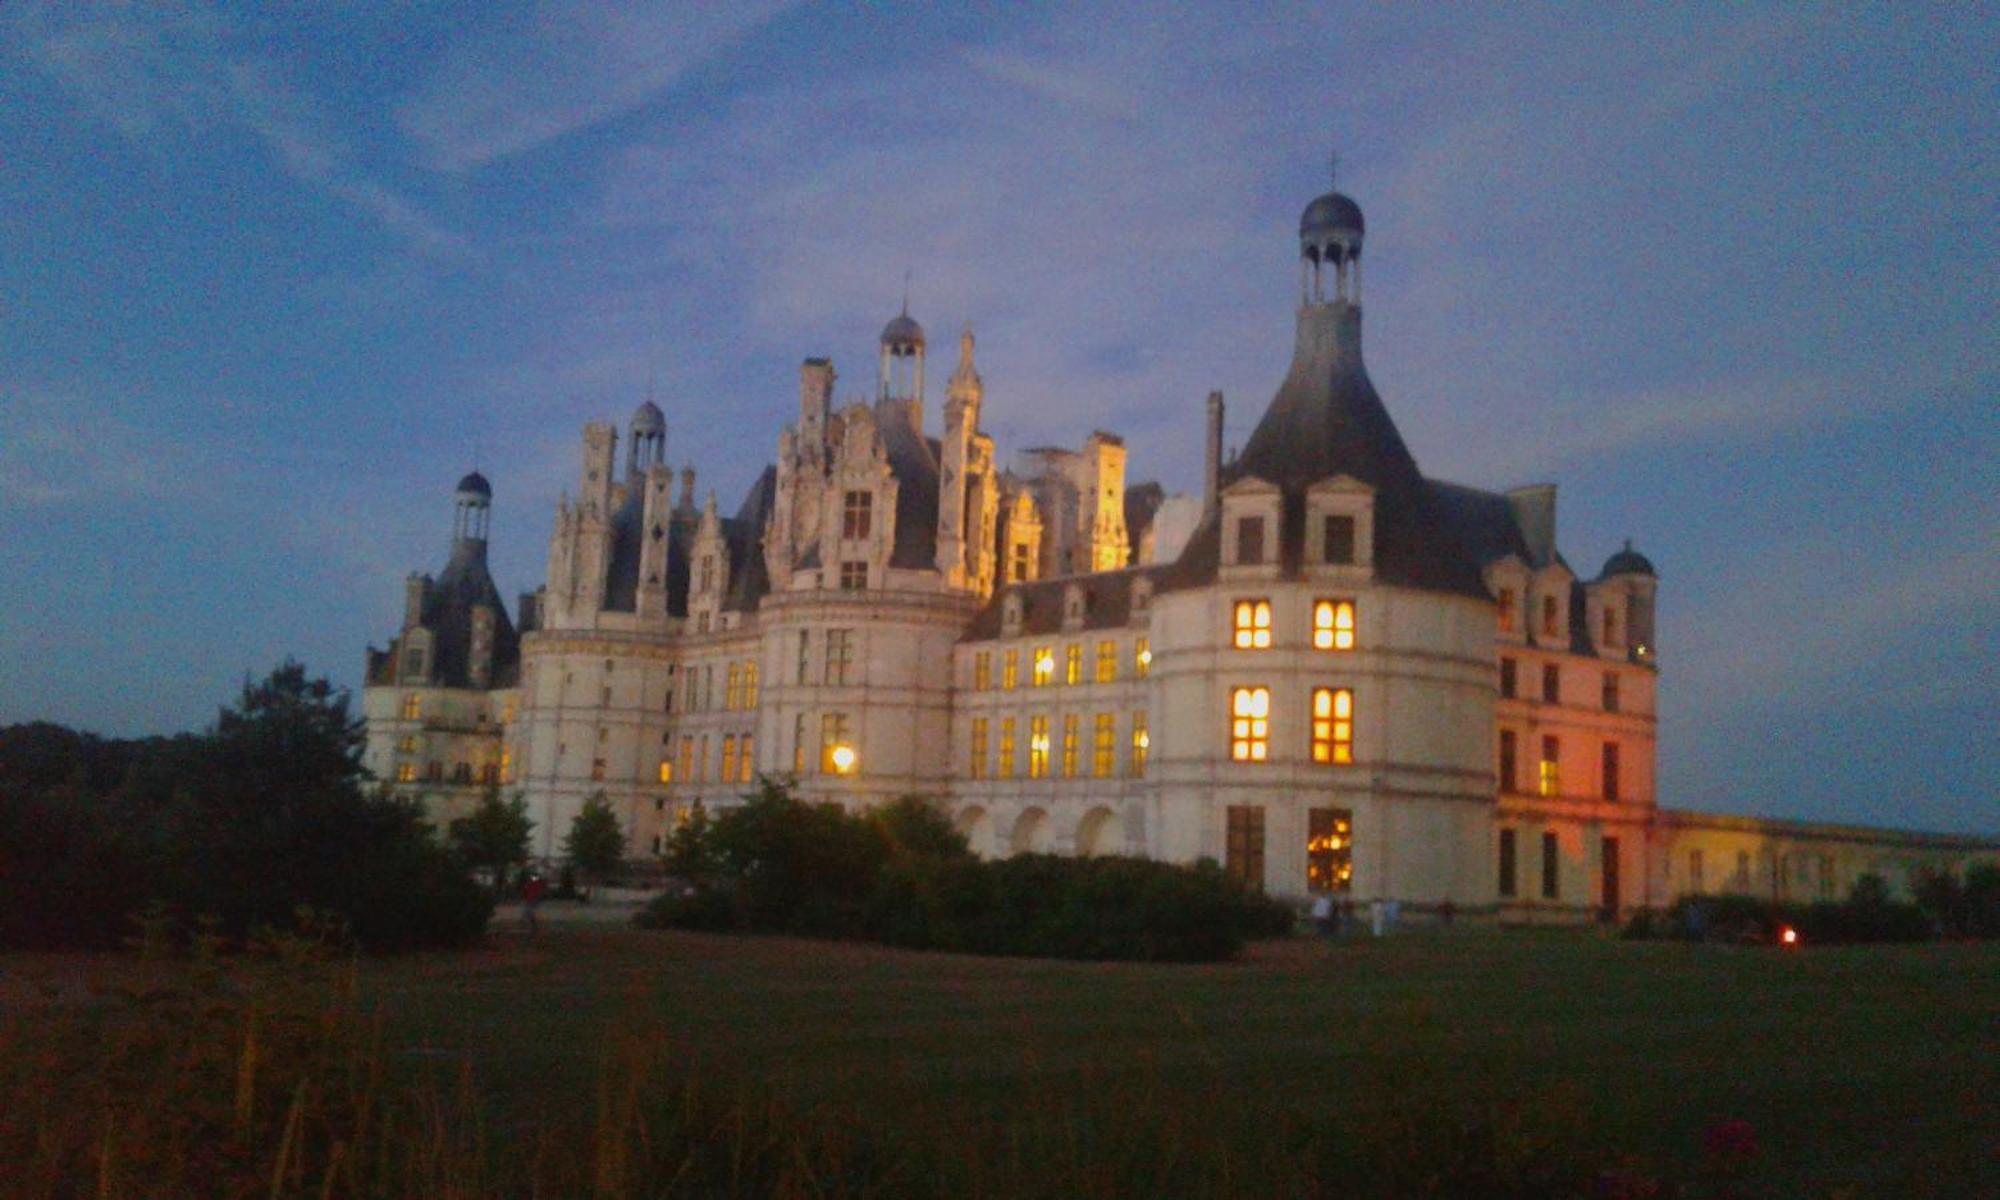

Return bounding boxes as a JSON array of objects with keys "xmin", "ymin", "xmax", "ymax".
[{"xmin": 365, "ymin": 180, "xmax": 1996, "ymax": 915}]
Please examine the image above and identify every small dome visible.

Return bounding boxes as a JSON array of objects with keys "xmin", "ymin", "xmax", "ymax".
[
  {"xmin": 1602, "ymin": 540, "xmax": 1656, "ymax": 577},
  {"xmin": 1300, "ymin": 190, "xmax": 1365, "ymax": 240},
  {"xmin": 455, "ymin": 470, "xmax": 491, "ymax": 500},
  {"xmin": 881, "ymin": 312, "xmax": 925, "ymax": 347},
  {"xmin": 631, "ymin": 399, "xmax": 665, "ymax": 433}
]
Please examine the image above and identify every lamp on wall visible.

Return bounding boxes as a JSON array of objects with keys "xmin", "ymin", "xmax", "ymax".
[{"xmin": 828, "ymin": 744, "xmax": 859, "ymax": 775}]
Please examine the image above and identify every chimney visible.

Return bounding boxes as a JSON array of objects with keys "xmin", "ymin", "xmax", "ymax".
[
  {"xmin": 403, "ymin": 573, "xmax": 431, "ymax": 630},
  {"xmin": 1203, "ymin": 391, "xmax": 1225, "ymax": 518},
  {"xmin": 1506, "ymin": 484, "xmax": 1558, "ymax": 567},
  {"xmin": 469, "ymin": 605, "xmax": 495, "ymax": 689},
  {"xmin": 678, "ymin": 464, "xmax": 696, "ymax": 511}
]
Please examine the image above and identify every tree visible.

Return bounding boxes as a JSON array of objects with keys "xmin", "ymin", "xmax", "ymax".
[
  {"xmin": 450, "ymin": 789, "xmax": 534, "ymax": 887},
  {"xmin": 563, "ymin": 791, "xmax": 626, "ymax": 887},
  {"xmin": 661, "ymin": 800, "xmax": 718, "ymax": 885}
]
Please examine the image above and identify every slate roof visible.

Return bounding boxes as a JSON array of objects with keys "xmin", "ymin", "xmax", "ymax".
[
  {"xmin": 367, "ymin": 538, "xmax": 521, "ymax": 689},
  {"xmin": 962, "ymin": 565, "xmax": 1169, "ymax": 642},
  {"xmin": 601, "ymin": 467, "xmax": 778, "ymax": 616},
  {"xmin": 877, "ymin": 415, "xmax": 943, "ymax": 570}
]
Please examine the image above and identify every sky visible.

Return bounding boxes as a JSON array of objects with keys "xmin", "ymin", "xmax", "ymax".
[{"xmin": 1, "ymin": 3, "xmax": 1994, "ymax": 834}]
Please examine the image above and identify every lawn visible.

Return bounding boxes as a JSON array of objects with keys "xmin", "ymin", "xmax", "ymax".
[{"xmin": 5, "ymin": 922, "xmax": 1996, "ymax": 1197}]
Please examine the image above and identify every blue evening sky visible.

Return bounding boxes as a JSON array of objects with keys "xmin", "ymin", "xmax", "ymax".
[{"xmin": 1, "ymin": 4, "xmax": 1993, "ymax": 833}]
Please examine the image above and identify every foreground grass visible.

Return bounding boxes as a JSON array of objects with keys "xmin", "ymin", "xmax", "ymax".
[{"xmin": 4, "ymin": 924, "xmax": 1995, "ymax": 1197}]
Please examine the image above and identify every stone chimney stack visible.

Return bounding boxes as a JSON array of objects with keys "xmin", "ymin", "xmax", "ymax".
[{"xmin": 1203, "ymin": 391, "xmax": 1225, "ymax": 518}]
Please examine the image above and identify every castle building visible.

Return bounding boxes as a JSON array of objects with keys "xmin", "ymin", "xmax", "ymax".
[{"xmin": 365, "ymin": 180, "xmax": 1994, "ymax": 916}]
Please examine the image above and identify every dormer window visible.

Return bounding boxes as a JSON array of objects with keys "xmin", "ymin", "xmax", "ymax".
[
  {"xmin": 842, "ymin": 491, "xmax": 873, "ymax": 539},
  {"xmin": 1602, "ymin": 605, "xmax": 1620, "ymax": 647},
  {"xmin": 1498, "ymin": 589, "xmax": 1517, "ymax": 633},
  {"xmin": 1002, "ymin": 593, "xmax": 1024, "ymax": 637},
  {"xmin": 1064, "ymin": 584, "xmax": 1087, "ymax": 627},
  {"xmin": 1541, "ymin": 595, "xmax": 1559, "ymax": 638},
  {"xmin": 1236, "ymin": 516, "xmax": 1266, "ymax": 565},
  {"xmin": 1323, "ymin": 516, "xmax": 1355, "ymax": 565},
  {"xmin": 1131, "ymin": 576, "xmax": 1153, "ymax": 616}
]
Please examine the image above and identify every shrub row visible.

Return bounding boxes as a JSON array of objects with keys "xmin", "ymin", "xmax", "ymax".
[
  {"xmin": 638, "ymin": 784, "xmax": 1293, "ymax": 961},
  {"xmin": 1621, "ymin": 873, "xmax": 1995, "ymax": 945}
]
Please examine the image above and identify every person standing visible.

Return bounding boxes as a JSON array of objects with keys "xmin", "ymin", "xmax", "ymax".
[{"xmin": 521, "ymin": 872, "xmax": 548, "ymax": 934}]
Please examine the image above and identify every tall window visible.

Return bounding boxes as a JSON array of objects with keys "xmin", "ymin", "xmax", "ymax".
[
  {"xmin": 1010, "ymin": 541, "xmax": 1030, "ymax": 582},
  {"xmin": 1541, "ymin": 595, "xmax": 1559, "ymax": 637},
  {"xmin": 1028, "ymin": 715, "xmax": 1050, "ymax": 778},
  {"xmin": 500, "ymin": 746, "xmax": 512, "ymax": 784},
  {"xmin": 1065, "ymin": 643, "xmax": 1082, "ymax": 685},
  {"xmin": 1060, "ymin": 714, "xmax": 1079, "ymax": 777},
  {"xmin": 792, "ymin": 714, "xmax": 806, "ymax": 774},
  {"xmin": 591, "ymin": 758, "xmax": 606, "ymax": 782},
  {"xmin": 1229, "ymin": 686, "xmax": 1271, "ymax": 761},
  {"xmin": 1095, "ymin": 639, "xmax": 1116, "ymax": 683},
  {"xmin": 658, "ymin": 758, "xmax": 673, "ymax": 785},
  {"xmin": 1539, "ymin": 736, "xmax": 1561, "ymax": 797},
  {"xmin": 1602, "ymin": 606, "xmax": 1619, "ymax": 646},
  {"xmin": 1498, "ymin": 588, "xmax": 1517, "ymax": 632},
  {"xmin": 1498, "ymin": 829, "xmax": 1518, "ymax": 897},
  {"xmin": 1093, "ymin": 713, "xmax": 1114, "ymax": 776},
  {"xmin": 1499, "ymin": 657, "xmax": 1517, "ymax": 699},
  {"xmin": 1542, "ymin": 663, "xmax": 1560, "ymax": 704},
  {"xmin": 402, "ymin": 693, "xmax": 421, "ymax": 719},
  {"xmin": 998, "ymin": 718, "xmax": 1017, "ymax": 779},
  {"xmin": 1233, "ymin": 599, "xmax": 1273, "ymax": 649},
  {"xmin": 796, "ymin": 631, "xmax": 810, "ymax": 684},
  {"xmin": 395, "ymin": 762, "xmax": 416, "ymax": 782},
  {"xmin": 1541, "ymin": 831, "xmax": 1560, "ymax": 899},
  {"xmin": 819, "ymin": 712, "xmax": 852, "ymax": 773},
  {"xmin": 1602, "ymin": 742, "xmax": 1621, "ymax": 803},
  {"xmin": 1032, "ymin": 647, "xmax": 1055, "ymax": 687},
  {"xmin": 742, "ymin": 662, "xmax": 759, "ymax": 709},
  {"xmin": 1322, "ymin": 515, "xmax": 1355, "ymax": 565},
  {"xmin": 825, "ymin": 629, "xmax": 854, "ymax": 684},
  {"xmin": 842, "ymin": 490, "xmax": 873, "ymax": 539},
  {"xmin": 1312, "ymin": 599, "xmax": 1356, "ymax": 650},
  {"xmin": 725, "ymin": 664, "xmax": 742, "ymax": 710},
  {"xmin": 1226, "ymin": 805, "xmax": 1266, "ymax": 888},
  {"xmin": 970, "ymin": 717, "xmax": 989, "ymax": 778},
  {"xmin": 1310, "ymin": 687, "xmax": 1354, "ymax": 764},
  {"xmin": 1003, "ymin": 650, "xmax": 1019, "ymax": 690},
  {"xmin": 1498, "ymin": 729, "xmax": 1518, "ymax": 793},
  {"xmin": 720, "ymin": 735, "xmax": 737, "ymax": 784},
  {"xmin": 1307, "ymin": 808, "xmax": 1353, "ymax": 892},
  {"xmin": 1601, "ymin": 672, "xmax": 1620, "ymax": 713},
  {"xmin": 1236, "ymin": 516, "xmax": 1265, "ymax": 565},
  {"xmin": 1130, "ymin": 711, "xmax": 1149, "ymax": 777},
  {"xmin": 678, "ymin": 735, "xmax": 694, "ymax": 783},
  {"xmin": 839, "ymin": 561, "xmax": 867, "ymax": 591},
  {"xmin": 974, "ymin": 651, "xmax": 991, "ymax": 690},
  {"xmin": 696, "ymin": 735, "xmax": 708, "ymax": 783},
  {"xmin": 1134, "ymin": 637, "xmax": 1151, "ymax": 677},
  {"xmin": 737, "ymin": 735, "xmax": 753, "ymax": 782}
]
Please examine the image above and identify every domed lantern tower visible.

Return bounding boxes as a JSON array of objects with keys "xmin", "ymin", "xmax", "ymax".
[
  {"xmin": 1299, "ymin": 161, "xmax": 1366, "ymax": 306},
  {"xmin": 628, "ymin": 398, "xmax": 666, "ymax": 477},
  {"xmin": 879, "ymin": 306, "xmax": 926, "ymax": 404},
  {"xmin": 452, "ymin": 470, "xmax": 492, "ymax": 544}
]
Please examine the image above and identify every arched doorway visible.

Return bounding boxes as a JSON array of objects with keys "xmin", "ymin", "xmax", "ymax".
[
  {"xmin": 956, "ymin": 805, "xmax": 993, "ymax": 858},
  {"xmin": 1075, "ymin": 807, "xmax": 1121, "ymax": 857},
  {"xmin": 1010, "ymin": 807, "xmax": 1050, "ymax": 855}
]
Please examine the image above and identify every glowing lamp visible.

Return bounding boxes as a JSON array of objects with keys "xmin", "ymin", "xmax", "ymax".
[
  {"xmin": 1137, "ymin": 648, "xmax": 1152, "ymax": 667},
  {"xmin": 829, "ymin": 744, "xmax": 858, "ymax": 775},
  {"xmin": 1779, "ymin": 925, "xmax": 1799, "ymax": 947}
]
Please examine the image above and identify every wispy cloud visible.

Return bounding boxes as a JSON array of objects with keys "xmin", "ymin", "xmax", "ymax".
[{"xmin": 397, "ymin": 1, "xmax": 795, "ymax": 172}]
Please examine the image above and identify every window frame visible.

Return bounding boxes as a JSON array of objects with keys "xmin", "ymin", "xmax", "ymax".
[
  {"xmin": 1229, "ymin": 685, "xmax": 1271, "ymax": 762},
  {"xmin": 1232, "ymin": 598, "xmax": 1274, "ymax": 650}
]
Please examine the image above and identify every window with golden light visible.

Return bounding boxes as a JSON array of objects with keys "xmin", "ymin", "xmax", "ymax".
[
  {"xmin": 1061, "ymin": 713, "xmax": 1079, "ymax": 776},
  {"xmin": 1130, "ymin": 711, "xmax": 1149, "ymax": 776},
  {"xmin": 1028, "ymin": 715, "xmax": 1050, "ymax": 778},
  {"xmin": 1312, "ymin": 599, "xmax": 1356, "ymax": 650},
  {"xmin": 974, "ymin": 651, "xmax": 991, "ymax": 690},
  {"xmin": 401, "ymin": 693, "xmax": 421, "ymax": 719},
  {"xmin": 1539, "ymin": 735, "xmax": 1561, "ymax": 797},
  {"xmin": 720, "ymin": 734, "xmax": 737, "ymax": 783},
  {"xmin": 657, "ymin": 759, "xmax": 672, "ymax": 785},
  {"xmin": 970, "ymin": 717, "xmax": 989, "ymax": 778},
  {"xmin": 737, "ymin": 734, "xmax": 754, "ymax": 782},
  {"xmin": 1003, "ymin": 649, "xmax": 1019, "ymax": 690},
  {"xmin": 1306, "ymin": 808, "xmax": 1354, "ymax": 893},
  {"xmin": 1095, "ymin": 639, "xmax": 1116, "ymax": 682},
  {"xmin": 725, "ymin": 664, "xmax": 741, "ymax": 710},
  {"xmin": 998, "ymin": 717, "xmax": 1017, "ymax": 778},
  {"xmin": 1232, "ymin": 599, "xmax": 1273, "ymax": 649},
  {"xmin": 1134, "ymin": 637, "xmax": 1151, "ymax": 677},
  {"xmin": 1065, "ymin": 643, "xmax": 1082, "ymax": 685},
  {"xmin": 1310, "ymin": 687, "xmax": 1354, "ymax": 764},
  {"xmin": 1032, "ymin": 646, "xmax": 1055, "ymax": 687},
  {"xmin": 1229, "ymin": 686, "xmax": 1271, "ymax": 761},
  {"xmin": 1092, "ymin": 713, "xmax": 1114, "ymax": 777},
  {"xmin": 819, "ymin": 712, "xmax": 853, "ymax": 774}
]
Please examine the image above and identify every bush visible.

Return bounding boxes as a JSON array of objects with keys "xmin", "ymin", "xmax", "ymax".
[
  {"xmin": 1630, "ymin": 885, "xmax": 1933, "ymax": 946},
  {"xmin": 639, "ymin": 785, "xmax": 1290, "ymax": 962}
]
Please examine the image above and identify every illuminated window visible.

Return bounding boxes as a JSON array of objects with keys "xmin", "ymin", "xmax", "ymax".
[
  {"xmin": 742, "ymin": 662, "xmax": 758, "ymax": 709},
  {"xmin": 1312, "ymin": 599, "xmax": 1356, "ymax": 650},
  {"xmin": 1541, "ymin": 595, "xmax": 1559, "ymax": 637},
  {"xmin": 1130, "ymin": 711, "xmax": 1148, "ymax": 777},
  {"xmin": 1310, "ymin": 687, "xmax": 1354, "ymax": 764},
  {"xmin": 1498, "ymin": 589, "xmax": 1516, "ymax": 633},
  {"xmin": 1602, "ymin": 742, "xmax": 1621, "ymax": 802},
  {"xmin": 396, "ymin": 734, "xmax": 417, "ymax": 754},
  {"xmin": 970, "ymin": 717, "xmax": 989, "ymax": 778},
  {"xmin": 1095, "ymin": 639, "xmax": 1116, "ymax": 683},
  {"xmin": 725, "ymin": 664, "xmax": 741, "ymax": 710},
  {"xmin": 1541, "ymin": 831, "xmax": 1560, "ymax": 898},
  {"xmin": 819, "ymin": 712, "xmax": 852, "ymax": 774},
  {"xmin": 842, "ymin": 490, "xmax": 873, "ymax": 539},
  {"xmin": 658, "ymin": 759, "xmax": 672, "ymax": 785},
  {"xmin": 1499, "ymin": 657, "xmax": 1517, "ymax": 698},
  {"xmin": 401, "ymin": 693, "xmax": 421, "ymax": 720},
  {"xmin": 1002, "ymin": 650, "xmax": 1019, "ymax": 690},
  {"xmin": 395, "ymin": 762, "xmax": 416, "ymax": 782},
  {"xmin": 1093, "ymin": 713, "xmax": 1114, "ymax": 777},
  {"xmin": 839, "ymin": 561, "xmax": 867, "ymax": 591},
  {"xmin": 1498, "ymin": 729, "xmax": 1517, "ymax": 793},
  {"xmin": 1232, "ymin": 599, "xmax": 1273, "ymax": 649},
  {"xmin": 717, "ymin": 735, "xmax": 735, "ymax": 783},
  {"xmin": 1065, "ymin": 643, "xmax": 1082, "ymax": 685},
  {"xmin": 1229, "ymin": 686, "xmax": 1271, "ymax": 762},
  {"xmin": 1322, "ymin": 515, "xmax": 1355, "ymax": 565},
  {"xmin": 1539, "ymin": 736, "xmax": 1560, "ymax": 797},
  {"xmin": 1028, "ymin": 715, "xmax": 1050, "ymax": 778},
  {"xmin": 825, "ymin": 629, "xmax": 854, "ymax": 685},
  {"xmin": 737, "ymin": 735, "xmax": 754, "ymax": 783},
  {"xmin": 590, "ymin": 758, "xmax": 606, "ymax": 782},
  {"xmin": 1542, "ymin": 663, "xmax": 1560, "ymax": 704},
  {"xmin": 1601, "ymin": 672, "xmax": 1619, "ymax": 713},
  {"xmin": 1225, "ymin": 805, "xmax": 1265, "ymax": 888},
  {"xmin": 1134, "ymin": 637, "xmax": 1151, "ymax": 677},
  {"xmin": 678, "ymin": 735, "xmax": 694, "ymax": 783},
  {"xmin": 974, "ymin": 651, "xmax": 991, "ymax": 690},
  {"xmin": 998, "ymin": 718, "xmax": 1017, "ymax": 779},
  {"xmin": 500, "ymin": 746, "xmax": 512, "ymax": 784},
  {"xmin": 1060, "ymin": 714, "xmax": 1079, "ymax": 776},
  {"xmin": 1307, "ymin": 808, "xmax": 1353, "ymax": 893},
  {"xmin": 1236, "ymin": 516, "xmax": 1265, "ymax": 565},
  {"xmin": 1498, "ymin": 829, "xmax": 1517, "ymax": 897},
  {"xmin": 1032, "ymin": 647, "xmax": 1055, "ymax": 687}
]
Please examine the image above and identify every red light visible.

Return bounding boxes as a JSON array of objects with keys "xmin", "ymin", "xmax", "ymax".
[{"xmin": 1779, "ymin": 926, "xmax": 1800, "ymax": 947}]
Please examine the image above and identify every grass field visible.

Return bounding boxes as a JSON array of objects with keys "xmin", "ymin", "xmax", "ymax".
[{"xmin": 5, "ymin": 921, "xmax": 1997, "ymax": 1197}]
